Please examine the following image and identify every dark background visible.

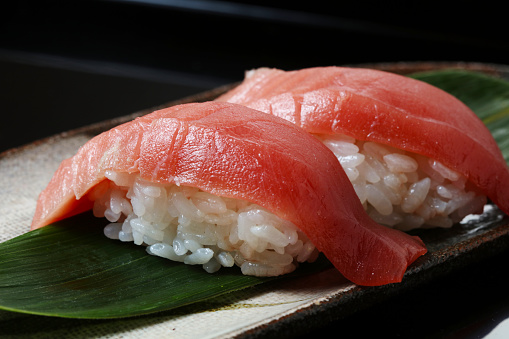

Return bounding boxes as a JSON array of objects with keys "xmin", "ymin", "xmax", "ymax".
[
  {"xmin": 1, "ymin": 1, "xmax": 509, "ymax": 338},
  {"xmin": 1, "ymin": 0, "xmax": 508, "ymax": 152}
]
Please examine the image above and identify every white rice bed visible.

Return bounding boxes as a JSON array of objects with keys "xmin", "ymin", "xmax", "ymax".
[
  {"xmin": 317, "ymin": 133, "xmax": 487, "ymax": 231},
  {"xmin": 92, "ymin": 135, "xmax": 486, "ymax": 276},
  {"xmin": 91, "ymin": 171, "xmax": 319, "ymax": 277}
]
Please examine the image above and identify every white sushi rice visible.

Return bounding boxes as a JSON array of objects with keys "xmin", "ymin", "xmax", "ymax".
[
  {"xmin": 92, "ymin": 134, "xmax": 486, "ymax": 276},
  {"xmin": 92, "ymin": 171, "xmax": 319, "ymax": 277},
  {"xmin": 317, "ymin": 134, "xmax": 487, "ymax": 231}
]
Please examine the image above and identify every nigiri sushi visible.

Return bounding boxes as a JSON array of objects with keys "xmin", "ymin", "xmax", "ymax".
[
  {"xmin": 217, "ymin": 67, "xmax": 509, "ymax": 230},
  {"xmin": 31, "ymin": 101, "xmax": 426, "ymax": 286}
]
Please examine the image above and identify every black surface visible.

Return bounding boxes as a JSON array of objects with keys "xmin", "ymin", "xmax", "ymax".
[
  {"xmin": 2, "ymin": 1, "xmax": 509, "ymax": 338},
  {"xmin": 0, "ymin": 54, "xmax": 220, "ymax": 152},
  {"xmin": 2, "ymin": 0, "xmax": 509, "ymax": 152},
  {"xmin": 298, "ymin": 247, "xmax": 509, "ymax": 339}
]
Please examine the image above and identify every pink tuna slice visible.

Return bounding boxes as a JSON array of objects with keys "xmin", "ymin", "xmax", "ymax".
[
  {"xmin": 216, "ymin": 66, "xmax": 509, "ymax": 216},
  {"xmin": 31, "ymin": 101, "xmax": 426, "ymax": 286}
]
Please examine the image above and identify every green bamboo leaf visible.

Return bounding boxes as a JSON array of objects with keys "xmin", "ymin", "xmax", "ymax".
[
  {"xmin": 0, "ymin": 213, "xmax": 263, "ymax": 319},
  {"xmin": 410, "ymin": 70, "xmax": 509, "ymax": 162},
  {"xmin": 0, "ymin": 212, "xmax": 329, "ymax": 319}
]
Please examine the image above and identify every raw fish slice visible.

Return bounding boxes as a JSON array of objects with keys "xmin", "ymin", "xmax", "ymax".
[
  {"xmin": 31, "ymin": 101, "xmax": 426, "ymax": 286},
  {"xmin": 216, "ymin": 67, "xmax": 509, "ymax": 217}
]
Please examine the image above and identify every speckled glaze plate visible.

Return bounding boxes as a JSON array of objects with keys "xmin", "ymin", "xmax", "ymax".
[{"xmin": 1, "ymin": 62, "xmax": 509, "ymax": 339}]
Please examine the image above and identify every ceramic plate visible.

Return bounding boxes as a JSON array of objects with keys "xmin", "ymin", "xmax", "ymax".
[{"xmin": 1, "ymin": 62, "xmax": 508, "ymax": 338}]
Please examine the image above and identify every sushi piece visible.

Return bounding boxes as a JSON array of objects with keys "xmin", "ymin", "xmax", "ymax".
[
  {"xmin": 216, "ymin": 67, "xmax": 509, "ymax": 230},
  {"xmin": 31, "ymin": 101, "xmax": 426, "ymax": 286}
]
